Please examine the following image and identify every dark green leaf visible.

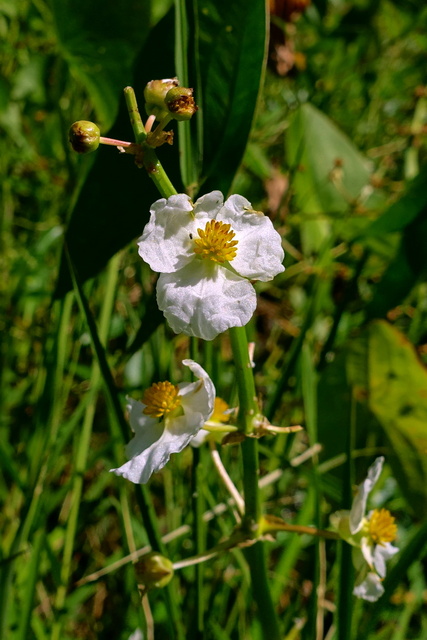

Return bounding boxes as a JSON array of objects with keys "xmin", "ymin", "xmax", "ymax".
[
  {"xmin": 194, "ymin": 0, "xmax": 267, "ymax": 196},
  {"xmin": 51, "ymin": 0, "xmax": 151, "ymax": 129},
  {"xmin": 364, "ymin": 168, "xmax": 427, "ymax": 318},
  {"xmin": 365, "ymin": 164, "xmax": 427, "ymax": 236}
]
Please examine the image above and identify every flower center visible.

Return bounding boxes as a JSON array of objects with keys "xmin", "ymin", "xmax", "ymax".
[
  {"xmin": 193, "ymin": 220, "xmax": 238, "ymax": 263},
  {"xmin": 142, "ymin": 381, "xmax": 181, "ymax": 418},
  {"xmin": 368, "ymin": 508, "xmax": 397, "ymax": 545}
]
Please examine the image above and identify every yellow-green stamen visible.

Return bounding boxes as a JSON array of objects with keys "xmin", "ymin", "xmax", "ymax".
[
  {"xmin": 368, "ymin": 508, "xmax": 397, "ymax": 545},
  {"xmin": 142, "ymin": 381, "xmax": 181, "ymax": 418},
  {"xmin": 193, "ymin": 220, "xmax": 238, "ymax": 263}
]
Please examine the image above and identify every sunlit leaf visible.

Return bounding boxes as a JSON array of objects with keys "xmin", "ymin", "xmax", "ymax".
[
  {"xmin": 286, "ymin": 102, "xmax": 374, "ymax": 252},
  {"xmin": 347, "ymin": 320, "xmax": 427, "ymax": 516}
]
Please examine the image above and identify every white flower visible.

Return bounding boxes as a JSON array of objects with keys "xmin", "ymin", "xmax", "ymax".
[
  {"xmin": 330, "ymin": 457, "xmax": 398, "ymax": 602},
  {"xmin": 110, "ymin": 359, "xmax": 215, "ymax": 484},
  {"xmin": 138, "ymin": 191, "xmax": 284, "ymax": 340},
  {"xmin": 353, "ymin": 571, "xmax": 385, "ymax": 602}
]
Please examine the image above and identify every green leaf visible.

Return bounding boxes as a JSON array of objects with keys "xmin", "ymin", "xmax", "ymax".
[
  {"xmin": 346, "ymin": 320, "xmax": 427, "ymax": 516},
  {"xmin": 365, "ymin": 164, "xmax": 427, "ymax": 236},
  {"xmin": 286, "ymin": 102, "xmax": 372, "ymax": 215},
  {"xmin": 285, "ymin": 102, "xmax": 375, "ymax": 252},
  {"xmin": 51, "ymin": 0, "xmax": 151, "ymax": 129},
  {"xmin": 194, "ymin": 0, "xmax": 268, "ymax": 196},
  {"xmin": 364, "ymin": 167, "xmax": 427, "ymax": 318}
]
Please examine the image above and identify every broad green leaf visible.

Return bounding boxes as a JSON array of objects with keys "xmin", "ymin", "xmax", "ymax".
[
  {"xmin": 194, "ymin": 0, "xmax": 268, "ymax": 196},
  {"xmin": 285, "ymin": 102, "xmax": 374, "ymax": 252},
  {"xmin": 286, "ymin": 102, "xmax": 372, "ymax": 215},
  {"xmin": 51, "ymin": 0, "xmax": 151, "ymax": 129},
  {"xmin": 346, "ymin": 320, "xmax": 427, "ymax": 516}
]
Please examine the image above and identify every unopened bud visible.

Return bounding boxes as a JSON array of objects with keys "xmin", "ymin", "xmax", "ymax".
[
  {"xmin": 134, "ymin": 552, "xmax": 174, "ymax": 590},
  {"xmin": 144, "ymin": 78, "xmax": 179, "ymax": 119},
  {"xmin": 165, "ymin": 86, "xmax": 198, "ymax": 121},
  {"xmin": 69, "ymin": 121, "xmax": 100, "ymax": 154}
]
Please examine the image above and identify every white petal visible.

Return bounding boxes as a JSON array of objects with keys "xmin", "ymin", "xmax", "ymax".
[
  {"xmin": 110, "ymin": 419, "xmax": 164, "ymax": 484},
  {"xmin": 111, "ymin": 417, "xmax": 197, "ymax": 484},
  {"xmin": 156, "ymin": 262, "xmax": 257, "ymax": 340},
  {"xmin": 138, "ymin": 194, "xmax": 194, "ymax": 273},
  {"xmin": 353, "ymin": 572, "xmax": 384, "ymax": 602},
  {"xmin": 361, "ymin": 536, "xmax": 375, "ymax": 569},
  {"xmin": 189, "ymin": 428, "xmax": 210, "ymax": 448},
  {"xmin": 126, "ymin": 398, "xmax": 158, "ymax": 433},
  {"xmin": 350, "ymin": 457, "xmax": 385, "ymax": 534},
  {"xmin": 372, "ymin": 542, "xmax": 398, "ymax": 578},
  {"xmin": 193, "ymin": 191, "xmax": 224, "ymax": 219},
  {"xmin": 180, "ymin": 359, "xmax": 216, "ymax": 419},
  {"xmin": 218, "ymin": 195, "xmax": 285, "ymax": 281}
]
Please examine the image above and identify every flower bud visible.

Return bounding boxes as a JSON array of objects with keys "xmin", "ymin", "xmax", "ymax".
[
  {"xmin": 165, "ymin": 86, "xmax": 198, "ymax": 121},
  {"xmin": 144, "ymin": 78, "xmax": 179, "ymax": 119},
  {"xmin": 134, "ymin": 552, "xmax": 174, "ymax": 590},
  {"xmin": 69, "ymin": 121, "xmax": 100, "ymax": 154}
]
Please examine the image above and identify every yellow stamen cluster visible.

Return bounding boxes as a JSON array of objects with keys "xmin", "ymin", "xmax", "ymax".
[
  {"xmin": 211, "ymin": 397, "xmax": 231, "ymax": 423},
  {"xmin": 368, "ymin": 508, "xmax": 397, "ymax": 545},
  {"xmin": 142, "ymin": 381, "xmax": 181, "ymax": 418},
  {"xmin": 193, "ymin": 220, "xmax": 238, "ymax": 263}
]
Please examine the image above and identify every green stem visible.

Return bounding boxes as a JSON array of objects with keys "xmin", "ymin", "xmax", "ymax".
[
  {"xmin": 228, "ymin": 327, "xmax": 258, "ymax": 434},
  {"xmin": 123, "ymin": 86, "xmax": 177, "ymax": 198},
  {"xmin": 121, "ymin": 92, "xmax": 277, "ymax": 635},
  {"xmin": 141, "ymin": 147, "xmax": 178, "ymax": 199},
  {"xmin": 228, "ymin": 326, "xmax": 281, "ymax": 640},
  {"xmin": 124, "ymin": 86, "xmax": 147, "ymax": 143}
]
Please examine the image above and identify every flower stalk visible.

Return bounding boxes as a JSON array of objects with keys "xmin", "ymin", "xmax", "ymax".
[
  {"xmin": 229, "ymin": 326, "xmax": 282, "ymax": 640},
  {"xmin": 123, "ymin": 86, "xmax": 177, "ymax": 198},
  {"xmin": 120, "ymin": 84, "xmax": 282, "ymax": 637}
]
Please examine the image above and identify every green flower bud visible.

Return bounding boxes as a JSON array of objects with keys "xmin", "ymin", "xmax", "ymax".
[
  {"xmin": 134, "ymin": 552, "xmax": 174, "ymax": 591},
  {"xmin": 165, "ymin": 86, "xmax": 198, "ymax": 121},
  {"xmin": 69, "ymin": 121, "xmax": 100, "ymax": 154},
  {"xmin": 144, "ymin": 78, "xmax": 179, "ymax": 119}
]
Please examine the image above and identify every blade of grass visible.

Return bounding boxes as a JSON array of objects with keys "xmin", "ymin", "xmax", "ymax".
[
  {"xmin": 336, "ymin": 393, "xmax": 356, "ymax": 640},
  {"xmin": 16, "ymin": 530, "xmax": 45, "ymax": 640},
  {"xmin": 51, "ymin": 252, "xmax": 121, "ymax": 640}
]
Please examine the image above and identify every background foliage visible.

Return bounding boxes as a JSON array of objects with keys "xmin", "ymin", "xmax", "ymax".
[{"xmin": 1, "ymin": 0, "xmax": 427, "ymax": 638}]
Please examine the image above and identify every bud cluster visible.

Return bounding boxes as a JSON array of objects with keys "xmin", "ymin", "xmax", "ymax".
[{"xmin": 144, "ymin": 78, "xmax": 198, "ymax": 121}]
